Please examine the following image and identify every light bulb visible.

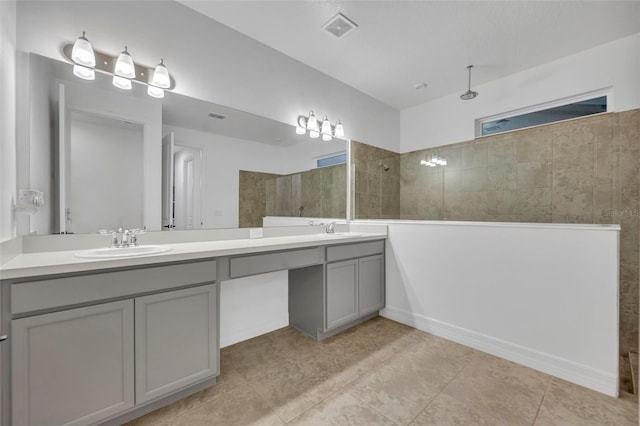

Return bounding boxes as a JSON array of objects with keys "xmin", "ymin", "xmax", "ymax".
[
  {"xmin": 420, "ymin": 160, "xmax": 427, "ymax": 165},
  {"xmin": 73, "ymin": 64, "xmax": 95, "ymax": 80},
  {"xmin": 71, "ymin": 31, "xmax": 95, "ymax": 67},
  {"xmin": 296, "ymin": 126, "xmax": 306, "ymax": 135},
  {"xmin": 150, "ymin": 59, "xmax": 170, "ymax": 89},
  {"xmin": 115, "ymin": 46, "xmax": 135, "ymax": 79},
  {"xmin": 322, "ymin": 133, "xmax": 332, "ymax": 141},
  {"xmin": 306, "ymin": 111, "xmax": 319, "ymax": 132},
  {"xmin": 309, "ymin": 130, "xmax": 320, "ymax": 139},
  {"xmin": 442, "ymin": 159, "xmax": 447, "ymax": 166},
  {"xmin": 334, "ymin": 120, "xmax": 344, "ymax": 138},
  {"xmin": 147, "ymin": 85, "xmax": 164, "ymax": 98},
  {"xmin": 112, "ymin": 75, "xmax": 132, "ymax": 90}
]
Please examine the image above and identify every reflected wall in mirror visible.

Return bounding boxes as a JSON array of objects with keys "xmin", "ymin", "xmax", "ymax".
[
  {"xmin": 21, "ymin": 53, "xmax": 349, "ymax": 235},
  {"xmin": 68, "ymin": 112, "xmax": 143, "ymax": 233}
]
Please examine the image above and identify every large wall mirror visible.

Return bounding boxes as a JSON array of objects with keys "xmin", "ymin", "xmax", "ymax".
[{"xmin": 22, "ymin": 53, "xmax": 348, "ymax": 235}]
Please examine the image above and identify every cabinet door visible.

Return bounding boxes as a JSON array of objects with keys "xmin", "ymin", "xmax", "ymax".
[
  {"xmin": 12, "ymin": 300, "xmax": 134, "ymax": 426},
  {"xmin": 135, "ymin": 284, "xmax": 218, "ymax": 404},
  {"xmin": 359, "ymin": 255, "xmax": 385, "ymax": 316},
  {"xmin": 326, "ymin": 260, "xmax": 358, "ymax": 330}
]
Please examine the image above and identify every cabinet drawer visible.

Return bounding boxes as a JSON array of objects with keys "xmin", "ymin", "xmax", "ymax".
[
  {"xmin": 11, "ymin": 260, "xmax": 217, "ymax": 315},
  {"xmin": 326, "ymin": 240, "xmax": 384, "ymax": 262},
  {"xmin": 230, "ymin": 247, "xmax": 324, "ymax": 278}
]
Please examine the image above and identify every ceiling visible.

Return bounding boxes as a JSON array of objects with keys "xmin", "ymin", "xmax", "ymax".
[{"xmin": 178, "ymin": 0, "xmax": 640, "ymax": 110}]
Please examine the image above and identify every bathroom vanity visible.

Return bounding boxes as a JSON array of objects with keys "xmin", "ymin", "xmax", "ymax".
[{"xmin": 0, "ymin": 227, "xmax": 386, "ymax": 426}]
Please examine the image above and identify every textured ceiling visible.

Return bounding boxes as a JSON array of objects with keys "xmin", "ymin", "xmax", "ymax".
[{"xmin": 178, "ymin": 0, "xmax": 640, "ymax": 110}]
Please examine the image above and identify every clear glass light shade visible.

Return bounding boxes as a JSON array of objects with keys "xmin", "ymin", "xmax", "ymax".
[
  {"xmin": 112, "ymin": 75, "xmax": 132, "ymax": 90},
  {"xmin": 115, "ymin": 47, "xmax": 136, "ymax": 79},
  {"xmin": 306, "ymin": 111, "xmax": 319, "ymax": 132},
  {"xmin": 296, "ymin": 126, "xmax": 306, "ymax": 135},
  {"xmin": 71, "ymin": 32, "xmax": 95, "ymax": 67},
  {"xmin": 150, "ymin": 59, "xmax": 170, "ymax": 89},
  {"xmin": 147, "ymin": 85, "xmax": 164, "ymax": 98},
  {"xmin": 309, "ymin": 130, "xmax": 320, "ymax": 139},
  {"xmin": 334, "ymin": 121, "xmax": 344, "ymax": 139},
  {"xmin": 73, "ymin": 64, "xmax": 95, "ymax": 81}
]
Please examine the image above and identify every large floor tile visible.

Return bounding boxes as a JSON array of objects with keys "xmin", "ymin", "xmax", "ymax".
[
  {"xmin": 439, "ymin": 353, "xmax": 550, "ymax": 426},
  {"xmin": 347, "ymin": 340, "xmax": 467, "ymax": 424},
  {"xmin": 410, "ymin": 392, "xmax": 507, "ymax": 426},
  {"xmin": 245, "ymin": 356, "xmax": 338, "ymax": 422},
  {"xmin": 166, "ymin": 382, "xmax": 283, "ymax": 426},
  {"xmin": 534, "ymin": 378, "xmax": 638, "ymax": 426},
  {"xmin": 289, "ymin": 391, "xmax": 396, "ymax": 426}
]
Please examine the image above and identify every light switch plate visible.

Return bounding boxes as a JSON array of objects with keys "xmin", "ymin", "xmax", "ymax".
[{"xmin": 250, "ymin": 228, "xmax": 263, "ymax": 239}]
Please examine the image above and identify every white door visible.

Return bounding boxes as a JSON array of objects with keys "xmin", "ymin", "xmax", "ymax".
[
  {"xmin": 161, "ymin": 133, "xmax": 175, "ymax": 229},
  {"xmin": 173, "ymin": 145, "xmax": 204, "ymax": 230}
]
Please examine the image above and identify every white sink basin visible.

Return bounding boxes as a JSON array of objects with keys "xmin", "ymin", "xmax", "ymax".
[
  {"xmin": 321, "ymin": 232, "xmax": 363, "ymax": 237},
  {"xmin": 75, "ymin": 245, "xmax": 172, "ymax": 259}
]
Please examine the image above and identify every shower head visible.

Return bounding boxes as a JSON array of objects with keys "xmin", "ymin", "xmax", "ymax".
[{"xmin": 460, "ymin": 65, "xmax": 478, "ymax": 100}]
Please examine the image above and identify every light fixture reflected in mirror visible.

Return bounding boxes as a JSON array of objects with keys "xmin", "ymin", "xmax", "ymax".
[
  {"xmin": 112, "ymin": 75, "xmax": 132, "ymax": 90},
  {"xmin": 296, "ymin": 111, "xmax": 345, "ymax": 141},
  {"xmin": 421, "ymin": 155, "xmax": 447, "ymax": 167},
  {"xmin": 147, "ymin": 84, "xmax": 164, "ymax": 98},
  {"xmin": 72, "ymin": 64, "xmax": 95, "ymax": 81}
]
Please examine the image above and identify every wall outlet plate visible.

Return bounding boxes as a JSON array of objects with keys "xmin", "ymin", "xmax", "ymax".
[{"xmin": 250, "ymin": 228, "xmax": 263, "ymax": 239}]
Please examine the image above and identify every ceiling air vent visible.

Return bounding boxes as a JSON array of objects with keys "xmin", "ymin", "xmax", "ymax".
[
  {"xmin": 208, "ymin": 112, "xmax": 226, "ymax": 120},
  {"xmin": 322, "ymin": 13, "xmax": 358, "ymax": 39}
]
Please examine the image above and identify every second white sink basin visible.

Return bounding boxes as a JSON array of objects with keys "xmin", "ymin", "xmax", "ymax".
[
  {"xmin": 321, "ymin": 232, "xmax": 363, "ymax": 237},
  {"xmin": 75, "ymin": 245, "xmax": 172, "ymax": 259}
]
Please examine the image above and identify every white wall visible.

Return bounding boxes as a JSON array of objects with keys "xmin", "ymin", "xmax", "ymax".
[
  {"xmin": 360, "ymin": 220, "xmax": 619, "ymax": 396},
  {"xmin": 401, "ymin": 33, "xmax": 640, "ymax": 151},
  {"xmin": 69, "ymin": 116, "xmax": 143, "ymax": 233},
  {"xmin": 15, "ymin": 0, "xmax": 399, "ymax": 152},
  {"xmin": 164, "ymin": 125, "xmax": 348, "ymax": 229},
  {"xmin": 0, "ymin": 0, "xmax": 16, "ymax": 242}
]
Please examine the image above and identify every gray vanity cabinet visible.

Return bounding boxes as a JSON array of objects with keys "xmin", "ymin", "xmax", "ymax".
[
  {"xmin": 135, "ymin": 284, "xmax": 218, "ymax": 404},
  {"xmin": 290, "ymin": 240, "xmax": 385, "ymax": 339},
  {"xmin": 326, "ymin": 259, "xmax": 359, "ymax": 329},
  {"xmin": 11, "ymin": 300, "xmax": 135, "ymax": 426},
  {"xmin": 326, "ymin": 254, "xmax": 385, "ymax": 330},
  {"xmin": 357, "ymin": 254, "xmax": 385, "ymax": 316}
]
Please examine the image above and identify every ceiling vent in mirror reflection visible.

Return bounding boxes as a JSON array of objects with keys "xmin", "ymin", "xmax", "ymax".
[
  {"xmin": 296, "ymin": 111, "xmax": 344, "ymax": 141},
  {"xmin": 64, "ymin": 32, "xmax": 174, "ymax": 99},
  {"xmin": 208, "ymin": 112, "xmax": 227, "ymax": 120}
]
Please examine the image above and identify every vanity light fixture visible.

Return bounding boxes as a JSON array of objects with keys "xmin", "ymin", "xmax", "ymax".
[
  {"xmin": 296, "ymin": 111, "xmax": 345, "ymax": 141},
  {"xmin": 71, "ymin": 31, "xmax": 96, "ymax": 80},
  {"xmin": 64, "ymin": 34, "xmax": 174, "ymax": 98},
  {"xmin": 421, "ymin": 155, "xmax": 447, "ymax": 167}
]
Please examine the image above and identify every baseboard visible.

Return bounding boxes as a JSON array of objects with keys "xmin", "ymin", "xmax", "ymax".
[
  {"xmin": 220, "ymin": 315, "xmax": 289, "ymax": 348},
  {"xmin": 380, "ymin": 306, "xmax": 618, "ymax": 397}
]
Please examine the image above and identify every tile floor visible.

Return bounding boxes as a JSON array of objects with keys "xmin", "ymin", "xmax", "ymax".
[{"xmin": 126, "ymin": 317, "xmax": 638, "ymax": 426}]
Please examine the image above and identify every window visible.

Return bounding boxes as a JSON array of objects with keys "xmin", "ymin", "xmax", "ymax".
[
  {"xmin": 478, "ymin": 94, "xmax": 608, "ymax": 137},
  {"xmin": 317, "ymin": 153, "xmax": 347, "ymax": 168}
]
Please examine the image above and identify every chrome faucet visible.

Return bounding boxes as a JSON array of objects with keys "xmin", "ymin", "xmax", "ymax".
[
  {"xmin": 325, "ymin": 222, "xmax": 336, "ymax": 234},
  {"xmin": 108, "ymin": 227, "xmax": 142, "ymax": 248}
]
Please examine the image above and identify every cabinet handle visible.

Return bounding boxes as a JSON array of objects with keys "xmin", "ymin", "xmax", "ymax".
[{"xmin": 0, "ymin": 335, "xmax": 7, "ymax": 342}]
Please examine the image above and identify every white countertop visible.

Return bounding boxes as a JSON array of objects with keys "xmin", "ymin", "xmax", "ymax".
[{"xmin": 0, "ymin": 232, "xmax": 386, "ymax": 280}]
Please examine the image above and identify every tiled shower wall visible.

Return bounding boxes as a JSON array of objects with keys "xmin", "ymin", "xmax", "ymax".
[
  {"xmin": 352, "ymin": 110, "xmax": 640, "ymax": 391},
  {"xmin": 239, "ymin": 165, "xmax": 346, "ymax": 227}
]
